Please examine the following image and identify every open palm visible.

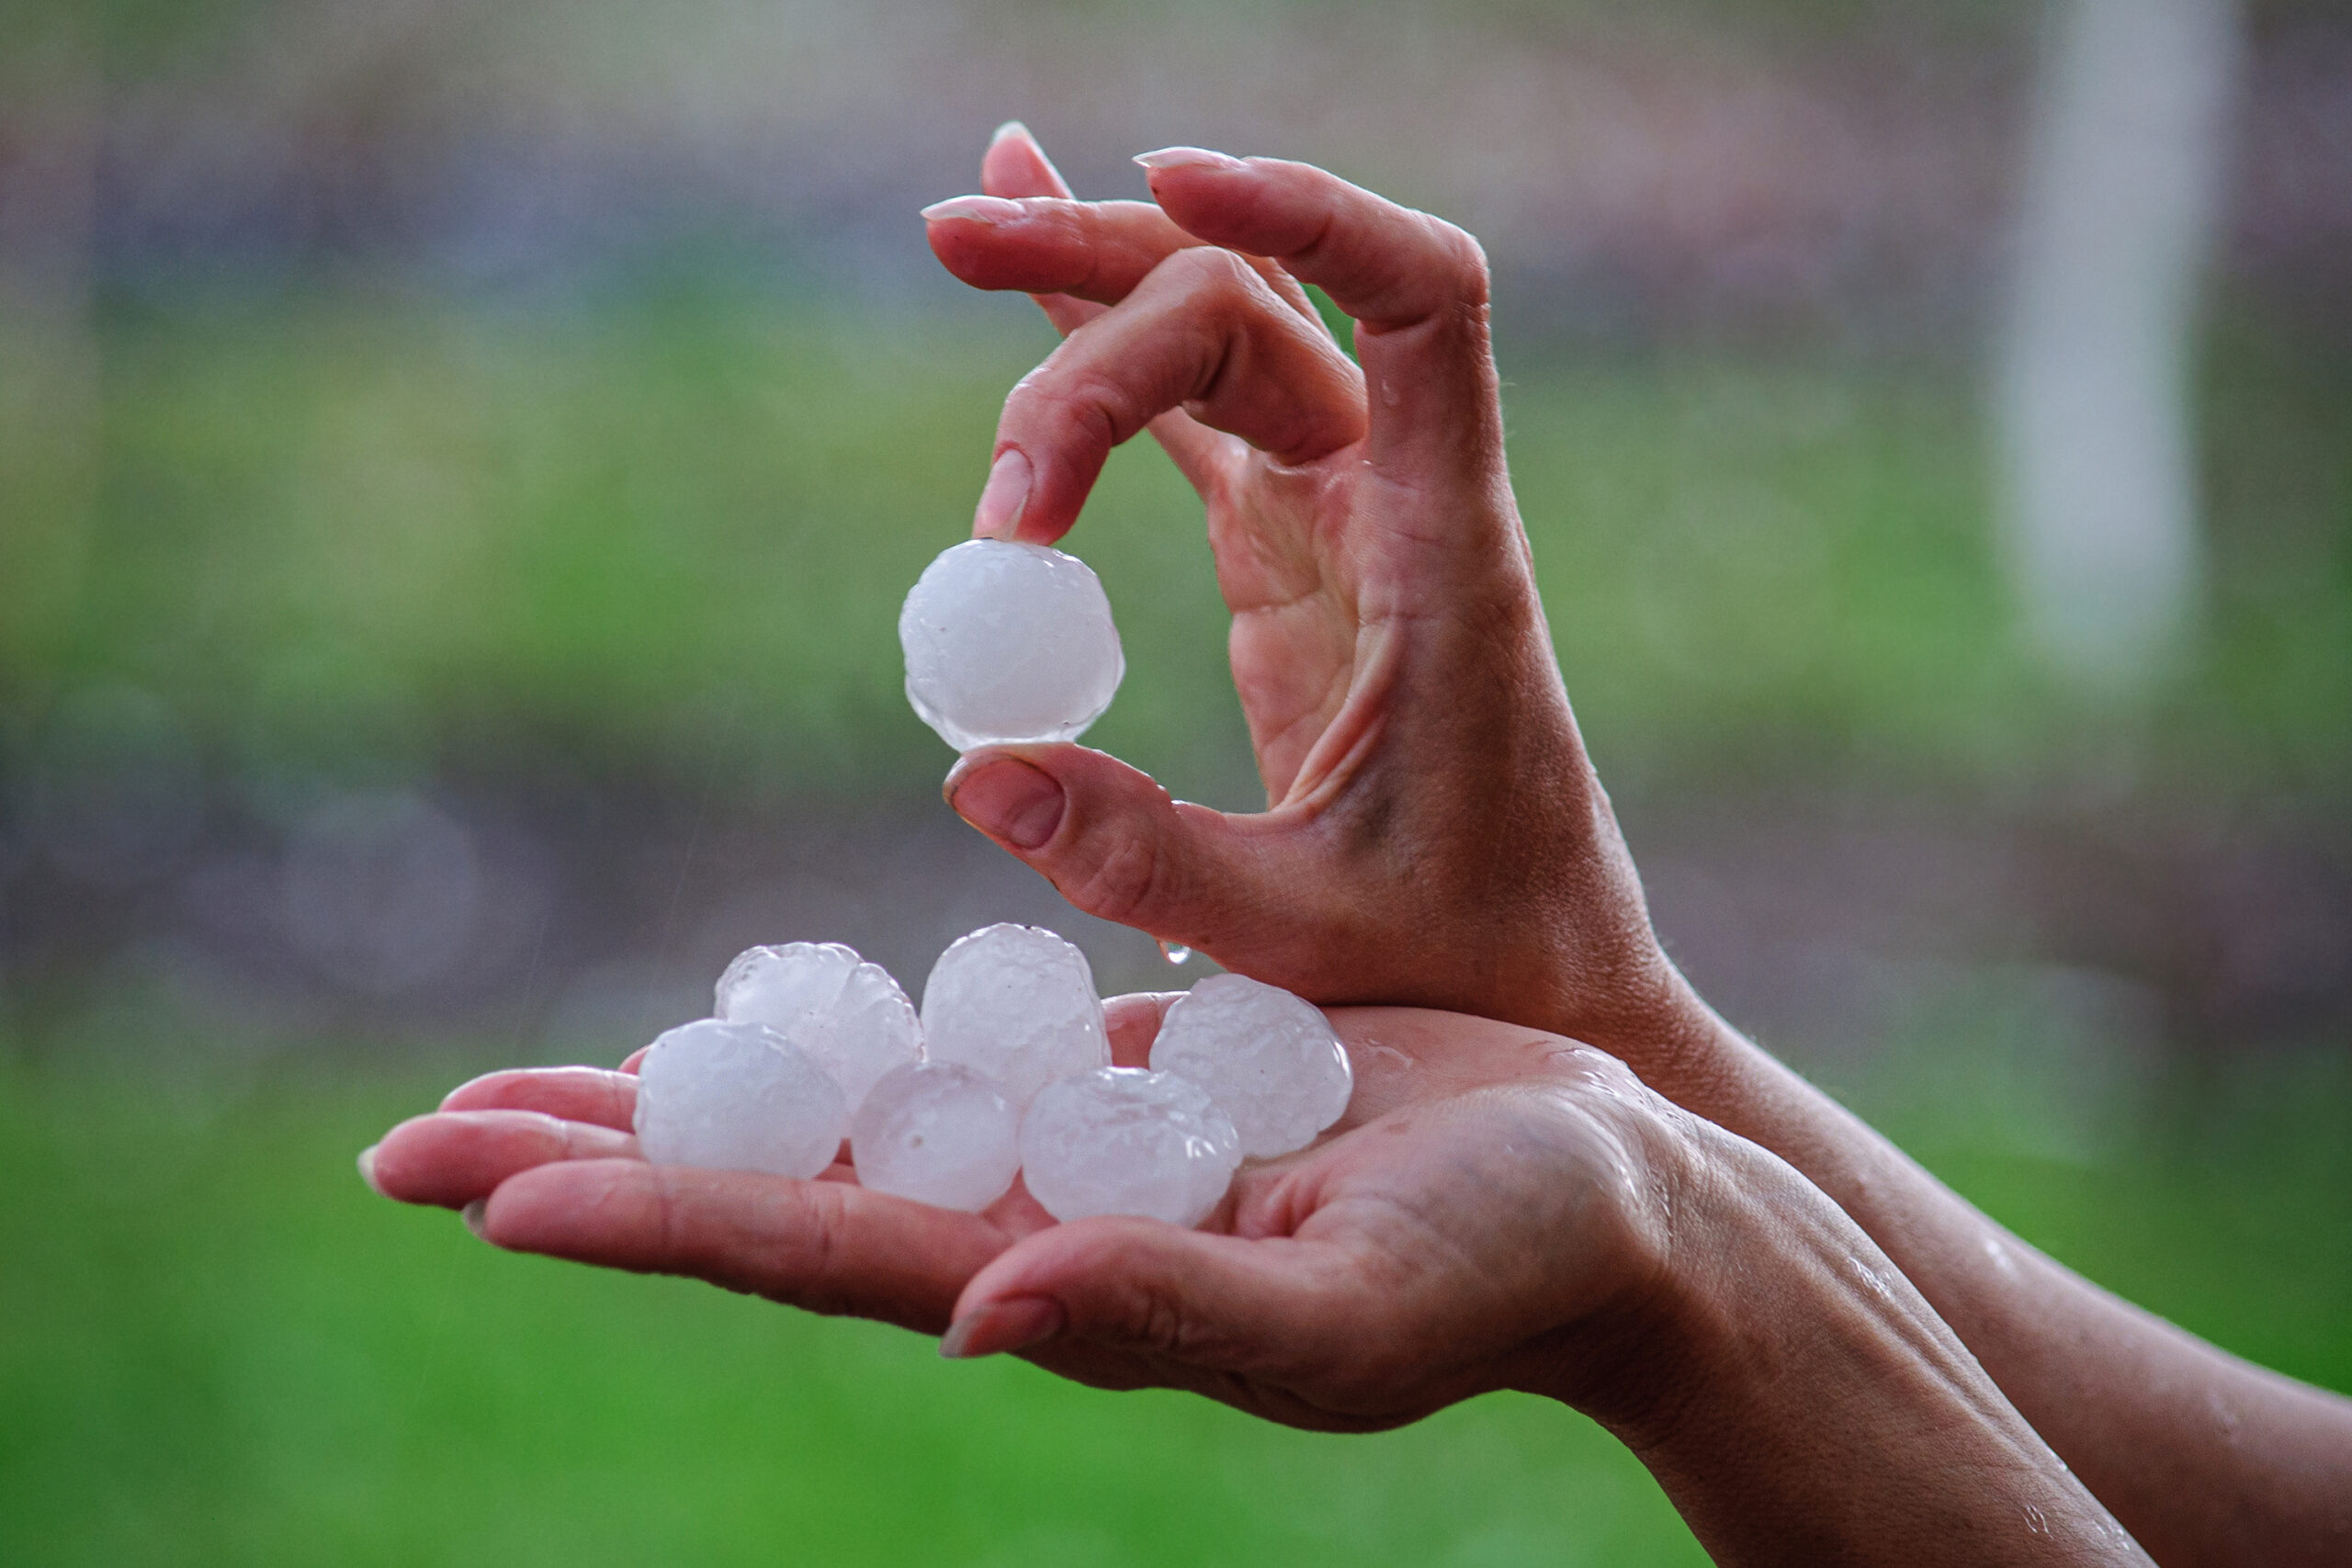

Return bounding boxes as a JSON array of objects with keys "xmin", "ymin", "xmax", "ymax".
[{"xmin": 363, "ymin": 998, "xmax": 1680, "ymax": 1433}]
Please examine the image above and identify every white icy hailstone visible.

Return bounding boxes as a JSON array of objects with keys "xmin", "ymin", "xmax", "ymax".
[
  {"xmin": 850, "ymin": 1062, "xmax": 1022, "ymax": 1213},
  {"xmin": 899, "ymin": 538, "xmax": 1125, "ymax": 752},
  {"xmin": 714, "ymin": 942, "xmax": 922, "ymax": 1112},
  {"xmin": 633, "ymin": 1019, "xmax": 848, "ymax": 1179},
  {"xmin": 1021, "ymin": 1068, "xmax": 1243, "ymax": 1227},
  {"xmin": 921, "ymin": 923, "xmax": 1109, "ymax": 1109},
  {"xmin": 1149, "ymin": 973, "xmax": 1353, "ymax": 1159}
]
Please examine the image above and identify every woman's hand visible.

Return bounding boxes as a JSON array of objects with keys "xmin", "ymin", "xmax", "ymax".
[
  {"xmin": 360, "ymin": 998, "xmax": 1685, "ymax": 1426},
  {"xmin": 923, "ymin": 130, "xmax": 1716, "ymax": 1085},
  {"xmin": 362, "ymin": 1003, "xmax": 2143, "ymax": 1564}
]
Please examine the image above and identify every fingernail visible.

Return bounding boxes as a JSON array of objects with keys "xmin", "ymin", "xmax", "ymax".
[
  {"xmin": 1135, "ymin": 146, "xmax": 1245, "ymax": 173},
  {"xmin": 940, "ymin": 1296, "xmax": 1063, "ymax": 1359},
  {"xmin": 948, "ymin": 757, "xmax": 1065, "ymax": 850},
  {"xmin": 990, "ymin": 119, "xmax": 1032, "ymax": 147},
  {"xmin": 356, "ymin": 1144, "xmax": 381, "ymax": 1194},
  {"xmin": 973, "ymin": 448, "xmax": 1032, "ymax": 540},
  {"xmin": 922, "ymin": 195, "xmax": 1025, "ymax": 224},
  {"xmin": 461, "ymin": 1199, "xmax": 489, "ymax": 1240}
]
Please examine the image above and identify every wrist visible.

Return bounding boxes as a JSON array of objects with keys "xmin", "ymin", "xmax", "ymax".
[
  {"xmin": 1507, "ymin": 1091, "xmax": 1721, "ymax": 1438},
  {"xmin": 1540, "ymin": 1119, "xmax": 2147, "ymax": 1565},
  {"xmin": 1532, "ymin": 953, "xmax": 1752, "ymax": 1115}
]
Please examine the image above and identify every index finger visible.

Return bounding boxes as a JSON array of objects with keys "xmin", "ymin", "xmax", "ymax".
[
  {"xmin": 979, "ymin": 118, "xmax": 1104, "ymax": 337},
  {"xmin": 959, "ymin": 122, "xmax": 1260, "ymax": 496}
]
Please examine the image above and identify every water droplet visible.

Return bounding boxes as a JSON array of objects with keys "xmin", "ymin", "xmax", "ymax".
[{"xmin": 1158, "ymin": 939, "xmax": 1193, "ymax": 966}]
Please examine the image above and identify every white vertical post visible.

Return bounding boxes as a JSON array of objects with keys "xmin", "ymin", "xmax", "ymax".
[{"xmin": 1994, "ymin": 0, "xmax": 2245, "ymax": 696}]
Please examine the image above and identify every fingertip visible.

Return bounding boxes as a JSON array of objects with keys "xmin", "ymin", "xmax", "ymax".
[
  {"xmin": 1135, "ymin": 146, "xmax": 1246, "ymax": 174},
  {"xmin": 922, "ymin": 195, "xmax": 1024, "ymax": 226},
  {"xmin": 985, "ymin": 119, "xmax": 1073, "ymax": 200},
  {"xmin": 1133, "ymin": 149, "xmax": 1257, "ymax": 234},
  {"xmin": 971, "ymin": 447, "xmax": 1033, "ymax": 540},
  {"xmin": 945, "ymin": 751, "xmax": 1067, "ymax": 850},
  {"xmin": 1102, "ymin": 992, "xmax": 1182, "ymax": 1067},
  {"xmin": 940, "ymin": 1294, "xmax": 1063, "ymax": 1359},
  {"xmin": 438, "ymin": 1070, "xmax": 500, "ymax": 1111},
  {"xmin": 365, "ymin": 1113, "xmax": 436, "ymax": 1197}
]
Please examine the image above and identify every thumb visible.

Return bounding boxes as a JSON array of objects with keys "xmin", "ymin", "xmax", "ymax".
[
  {"xmin": 943, "ymin": 745, "xmax": 1319, "ymax": 964},
  {"xmin": 940, "ymin": 1213, "xmax": 1353, "ymax": 1378}
]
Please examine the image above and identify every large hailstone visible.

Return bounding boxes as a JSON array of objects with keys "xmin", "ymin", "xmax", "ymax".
[
  {"xmin": 1020, "ymin": 1067, "xmax": 1242, "ymax": 1227},
  {"xmin": 715, "ymin": 942, "xmax": 922, "ymax": 1112},
  {"xmin": 899, "ymin": 538, "xmax": 1125, "ymax": 752},
  {"xmin": 1149, "ymin": 973, "xmax": 1353, "ymax": 1158},
  {"xmin": 921, "ymin": 923, "xmax": 1109, "ymax": 1109},
  {"xmin": 850, "ymin": 1061, "xmax": 1022, "ymax": 1213},
  {"xmin": 633, "ymin": 1019, "xmax": 848, "ymax": 1179}
]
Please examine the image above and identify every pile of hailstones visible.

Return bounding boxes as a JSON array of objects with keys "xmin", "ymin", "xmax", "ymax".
[{"xmin": 634, "ymin": 924, "xmax": 1353, "ymax": 1227}]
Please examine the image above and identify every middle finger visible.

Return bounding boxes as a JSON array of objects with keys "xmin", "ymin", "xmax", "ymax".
[
  {"xmin": 369, "ymin": 1109, "xmax": 639, "ymax": 1209},
  {"xmin": 441, "ymin": 1065, "xmax": 639, "ymax": 1130},
  {"xmin": 927, "ymin": 196, "xmax": 1323, "ymax": 328}
]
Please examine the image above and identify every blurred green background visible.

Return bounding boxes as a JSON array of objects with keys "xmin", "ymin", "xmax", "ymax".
[{"xmin": 2, "ymin": 0, "xmax": 2346, "ymax": 1562}]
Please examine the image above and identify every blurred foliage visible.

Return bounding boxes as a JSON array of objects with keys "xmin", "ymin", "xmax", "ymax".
[
  {"xmin": 0, "ymin": 1033, "xmax": 2342, "ymax": 1566},
  {"xmin": 4, "ymin": 284, "xmax": 2345, "ymax": 813}
]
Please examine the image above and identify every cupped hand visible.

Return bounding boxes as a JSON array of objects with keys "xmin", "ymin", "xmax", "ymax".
[
  {"xmin": 923, "ymin": 130, "xmax": 1709, "ymax": 1077},
  {"xmin": 361, "ymin": 1006, "xmax": 2149, "ymax": 1562},
  {"xmin": 360, "ymin": 997, "xmax": 1691, "ymax": 1434}
]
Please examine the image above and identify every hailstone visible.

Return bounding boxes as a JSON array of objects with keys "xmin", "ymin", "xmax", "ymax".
[
  {"xmin": 715, "ymin": 941, "xmax": 922, "ymax": 1112},
  {"xmin": 1149, "ymin": 973, "xmax": 1353, "ymax": 1158},
  {"xmin": 1019, "ymin": 1066, "xmax": 1241, "ymax": 1227},
  {"xmin": 921, "ymin": 923, "xmax": 1109, "ymax": 1109},
  {"xmin": 899, "ymin": 538, "xmax": 1124, "ymax": 752},
  {"xmin": 633, "ymin": 1018, "xmax": 848, "ymax": 1179},
  {"xmin": 850, "ymin": 1061, "xmax": 1022, "ymax": 1212}
]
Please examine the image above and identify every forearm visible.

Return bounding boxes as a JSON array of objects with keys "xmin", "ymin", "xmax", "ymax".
[
  {"xmin": 1640, "ymin": 995, "xmax": 2352, "ymax": 1567},
  {"xmin": 1563, "ymin": 1124, "xmax": 2149, "ymax": 1567}
]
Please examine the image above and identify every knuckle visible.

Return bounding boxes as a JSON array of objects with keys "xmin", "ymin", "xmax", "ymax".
[
  {"xmin": 1153, "ymin": 244, "xmax": 1278, "ymax": 328},
  {"xmin": 791, "ymin": 1184, "xmax": 853, "ymax": 1309},
  {"xmin": 1002, "ymin": 368, "xmax": 1125, "ymax": 453},
  {"xmin": 1162, "ymin": 242, "xmax": 1258, "ymax": 300},
  {"xmin": 1426, "ymin": 217, "xmax": 1490, "ymax": 307},
  {"xmin": 1057, "ymin": 1231, "xmax": 1186, "ymax": 1351},
  {"xmin": 1307, "ymin": 1344, "xmax": 1418, "ymax": 1416},
  {"xmin": 1065, "ymin": 825, "xmax": 1165, "ymax": 927},
  {"xmin": 1054, "ymin": 378, "xmax": 1126, "ymax": 443},
  {"xmin": 1132, "ymin": 1282, "xmax": 1190, "ymax": 1356}
]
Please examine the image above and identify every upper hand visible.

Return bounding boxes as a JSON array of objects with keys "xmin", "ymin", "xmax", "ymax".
[{"xmin": 924, "ymin": 131, "xmax": 1704, "ymax": 1073}]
